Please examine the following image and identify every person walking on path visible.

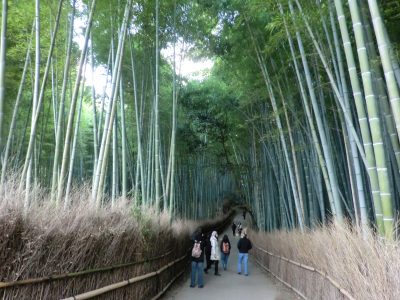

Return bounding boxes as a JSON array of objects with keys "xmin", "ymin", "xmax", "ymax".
[
  {"xmin": 190, "ymin": 231, "xmax": 205, "ymax": 288},
  {"xmin": 231, "ymin": 222, "xmax": 237, "ymax": 236},
  {"xmin": 220, "ymin": 234, "xmax": 231, "ymax": 270},
  {"xmin": 237, "ymin": 232, "xmax": 252, "ymax": 276},
  {"xmin": 210, "ymin": 231, "xmax": 221, "ymax": 276},
  {"xmin": 243, "ymin": 209, "xmax": 246, "ymax": 220},
  {"xmin": 237, "ymin": 222, "xmax": 242, "ymax": 236},
  {"xmin": 203, "ymin": 233, "xmax": 212, "ymax": 274}
]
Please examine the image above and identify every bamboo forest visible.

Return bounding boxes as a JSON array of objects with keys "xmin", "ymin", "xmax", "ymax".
[{"xmin": 1, "ymin": 0, "xmax": 400, "ymax": 299}]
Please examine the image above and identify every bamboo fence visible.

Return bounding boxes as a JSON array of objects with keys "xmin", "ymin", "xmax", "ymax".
[
  {"xmin": 0, "ymin": 209, "xmax": 236, "ymax": 299},
  {"xmin": 253, "ymin": 245, "xmax": 355, "ymax": 300}
]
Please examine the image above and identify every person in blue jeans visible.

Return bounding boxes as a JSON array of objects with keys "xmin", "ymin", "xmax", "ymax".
[
  {"xmin": 220, "ymin": 234, "xmax": 231, "ymax": 270},
  {"xmin": 190, "ymin": 231, "xmax": 205, "ymax": 288},
  {"xmin": 237, "ymin": 232, "xmax": 252, "ymax": 276}
]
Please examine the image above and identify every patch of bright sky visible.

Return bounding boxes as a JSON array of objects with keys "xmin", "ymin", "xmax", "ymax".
[
  {"xmin": 73, "ymin": 0, "xmax": 213, "ymax": 98},
  {"xmin": 161, "ymin": 39, "xmax": 214, "ymax": 81}
]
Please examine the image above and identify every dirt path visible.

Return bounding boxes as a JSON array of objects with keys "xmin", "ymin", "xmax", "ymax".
[{"xmin": 162, "ymin": 213, "xmax": 298, "ymax": 300}]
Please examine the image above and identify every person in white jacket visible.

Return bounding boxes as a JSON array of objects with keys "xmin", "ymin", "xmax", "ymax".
[{"xmin": 210, "ymin": 231, "xmax": 221, "ymax": 276}]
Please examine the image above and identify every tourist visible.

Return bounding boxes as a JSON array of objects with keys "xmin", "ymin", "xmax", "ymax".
[
  {"xmin": 203, "ymin": 233, "xmax": 212, "ymax": 274},
  {"xmin": 231, "ymin": 222, "xmax": 237, "ymax": 236},
  {"xmin": 237, "ymin": 222, "xmax": 242, "ymax": 236},
  {"xmin": 190, "ymin": 230, "xmax": 205, "ymax": 288},
  {"xmin": 210, "ymin": 231, "xmax": 221, "ymax": 276},
  {"xmin": 220, "ymin": 234, "xmax": 231, "ymax": 270},
  {"xmin": 237, "ymin": 231, "xmax": 252, "ymax": 276}
]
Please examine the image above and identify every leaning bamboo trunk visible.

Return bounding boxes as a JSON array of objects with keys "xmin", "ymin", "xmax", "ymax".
[
  {"xmin": 92, "ymin": 0, "xmax": 131, "ymax": 205},
  {"xmin": 247, "ymin": 20, "xmax": 304, "ymax": 230},
  {"xmin": 0, "ymin": 24, "xmax": 33, "ymax": 191},
  {"xmin": 20, "ymin": 0, "xmax": 64, "ymax": 192},
  {"xmin": 279, "ymin": 3, "xmax": 335, "ymax": 220},
  {"xmin": 288, "ymin": 1, "xmax": 344, "ymax": 221},
  {"xmin": 51, "ymin": 0, "xmax": 75, "ymax": 202},
  {"xmin": 57, "ymin": 0, "xmax": 96, "ymax": 204}
]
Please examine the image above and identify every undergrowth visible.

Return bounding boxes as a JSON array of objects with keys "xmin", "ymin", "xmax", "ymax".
[
  {"xmin": 0, "ymin": 174, "xmax": 199, "ymax": 299},
  {"xmin": 251, "ymin": 223, "xmax": 400, "ymax": 299}
]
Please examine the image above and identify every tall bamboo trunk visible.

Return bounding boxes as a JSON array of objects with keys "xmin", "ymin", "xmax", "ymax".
[
  {"xmin": 246, "ymin": 20, "xmax": 304, "ymax": 230},
  {"xmin": 328, "ymin": 2, "xmax": 368, "ymax": 229},
  {"xmin": 25, "ymin": 0, "xmax": 41, "ymax": 210},
  {"xmin": 0, "ymin": 0, "xmax": 7, "ymax": 152},
  {"xmin": 288, "ymin": 1, "xmax": 344, "ymax": 221},
  {"xmin": 92, "ymin": 0, "xmax": 131, "ymax": 205},
  {"xmin": 20, "ymin": 0, "xmax": 64, "ymax": 195},
  {"xmin": 51, "ymin": 0, "xmax": 75, "ymax": 202},
  {"xmin": 348, "ymin": 0, "xmax": 394, "ymax": 238},
  {"xmin": 367, "ymin": 0, "xmax": 400, "ymax": 142},
  {"xmin": 332, "ymin": 0, "xmax": 385, "ymax": 234},
  {"xmin": 154, "ymin": 0, "xmax": 161, "ymax": 209},
  {"xmin": 58, "ymin": 0, "xmax": 96, "ymax": 204},
  {"xmin": 0, "ymin": 23, "xmax": 33, "ymax": 191}
]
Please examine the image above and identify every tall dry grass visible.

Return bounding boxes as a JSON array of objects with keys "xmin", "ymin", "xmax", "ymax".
[
  {"xmin": 0, "ymin": 175, "xmax": 200, "ymax": 299},
  {"xmin": 251, "ymin": 223, "xmax": 400, "ymax": 299}
]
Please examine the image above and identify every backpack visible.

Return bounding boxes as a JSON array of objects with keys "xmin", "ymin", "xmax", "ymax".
[
  {"xmin": 222, "ymin": 242, "xmax": 229, "ymax": 254},
  {"xmin": 192, "ymin": 241, "xmax": 202, "ymax": 258}
]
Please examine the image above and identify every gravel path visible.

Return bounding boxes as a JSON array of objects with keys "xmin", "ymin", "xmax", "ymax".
[{"xmin": 162, "ymin": 213, "xmax": 298, "ymax": 300}]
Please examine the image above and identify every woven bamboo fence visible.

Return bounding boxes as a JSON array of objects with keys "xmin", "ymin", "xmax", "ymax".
[
  {"xmin": 253, "ymin": 245, "xmax": 355, "ymax": 300},
  {"xmin": 0, "ymin": 209, "xmax": 235, "ymax": 299}
]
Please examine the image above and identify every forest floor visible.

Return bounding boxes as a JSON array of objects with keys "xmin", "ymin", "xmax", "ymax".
[{"xmin": 162, "ymin": 213, "xmax": 298, "ymax": 300}]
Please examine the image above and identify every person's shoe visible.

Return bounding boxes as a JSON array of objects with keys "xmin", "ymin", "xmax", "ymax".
[
  {"xmin": 245, "ymin": 274, "xmax": 249, "ymax": 276},
  {"xmin": 214, "ymin": 273, "xmax": 221, "ymax": 276},
  {"xmin": 190, "ymin": 285, "xmax": 195, "ymax": 288},
  {"xmin": 238, "ymin": 272, "xmax": 241, "ymax": 275},
  {"xmin": 198, "ymin": 285, "xmax": 204, "ymax": 288},
  {"xmin": 204, "ymin": 269, "xmax": 208, "ymax": 274}
]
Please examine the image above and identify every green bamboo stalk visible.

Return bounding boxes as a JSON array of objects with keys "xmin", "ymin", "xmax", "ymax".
[
  {"xmin": 247, "ymin": 22, "xmax": 304, "ymax": 229},
  {"xmin": 333, "ymin": 0, "xmax": 384, "ymax": 234},
  {"xmin": 0, "ymin": 0, "xmax": 7, "ymax": 152},
  {"xmin": 348, "ymin": 0, "xmax": 394, "ymax": 237},
  {"xmin": 154, "ymin": 0, "xmax": 161, "ymax": 210},
  {"xmin": 120, "ymin": 80, "xmax": 127, "ymax": 199},
  {"xmin": 329, "ymin": 2, "xmax": 368, "ymax": 229},
  {"xmin": 57, "ymin": 0, "xmax": 96, "ymax": 204},
  {"xmin": 93, "ymin": 0, "xmax": 131, "ymax": 205},
  {"xmin": 367, "ymin": 0, "xmax": 400, "ymax": 142},
  {"xmin": 51, "ymin": 0, "xmax": 75, "ymax": 202},
  {"xmin": 0, "ymin": 22, "xmax": 33, "ymax": 191}
]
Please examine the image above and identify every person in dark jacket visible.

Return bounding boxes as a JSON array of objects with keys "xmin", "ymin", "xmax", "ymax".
[
  {"xmin": 220, "ymin": 234, "xmax": 231, "ymax": 270},
  {"xmin": 237, "ymin": 232, "xmax": 252, "ymax": 276},
  {"xmin": 203, "ymin": 233, "xmax": 212, "ymax": 274},
  {"xmin": 231, "ymin": 222, "xmax": 237, "ymax": 236},
  {"xmin": 190, "ymin": 231, "xmax": 205, "ymax": 288}
]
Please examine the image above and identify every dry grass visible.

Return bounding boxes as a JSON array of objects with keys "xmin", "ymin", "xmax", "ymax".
[
  {"xmin": 0, "ymin": 175, "xmax": 202, "ymax": 299},
  {"xmin": 251, "ymin": 223, "xmax": 400, "ymax": 299}
]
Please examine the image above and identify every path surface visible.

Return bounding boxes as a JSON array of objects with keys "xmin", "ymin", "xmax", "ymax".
[{"xmin": 163, "ymin": 213, "xmax": 298, "ymax": 300}]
